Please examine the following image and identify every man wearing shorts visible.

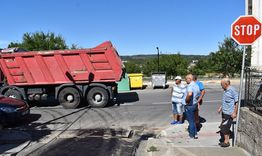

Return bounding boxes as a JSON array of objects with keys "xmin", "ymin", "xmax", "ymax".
[
  {"xmin": 171, "ymin": 76, "xmax": 186, "ymax": 125},
  {"xmin": 218, "ymin": 78, "xmax": 238, "ymax": 147}
]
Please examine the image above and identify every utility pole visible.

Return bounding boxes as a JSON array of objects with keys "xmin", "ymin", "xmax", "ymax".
[{"xmin": 156, "ymin": 47, "xmax": 159, "ymax": 72}]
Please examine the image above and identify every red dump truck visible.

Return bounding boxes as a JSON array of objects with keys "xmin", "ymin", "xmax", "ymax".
[{"xmin": 0, "ymin": 41, "xmax": 123, "ymax": 109}]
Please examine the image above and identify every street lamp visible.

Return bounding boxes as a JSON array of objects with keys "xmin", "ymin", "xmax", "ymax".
[{"xmin": 156, "ymin": 47, "xmax": 159, "ymax": 72}]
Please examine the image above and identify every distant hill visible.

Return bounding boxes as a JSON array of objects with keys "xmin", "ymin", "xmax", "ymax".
[{"xmin": 120, "ymin": 54, "xmax": 207, "ymax": 63}]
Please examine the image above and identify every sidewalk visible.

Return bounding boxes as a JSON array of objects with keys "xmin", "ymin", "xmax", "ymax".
[
  {"xmin": 0, "ymin": 129, "xmax": 31, "ymax": 156},
  {"xmin": 137, "ymin": 122, "xmax": 250, "ymax": 156}
]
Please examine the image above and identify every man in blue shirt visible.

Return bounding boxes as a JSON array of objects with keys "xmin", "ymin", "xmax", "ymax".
[
  {"xmin": 218, "ymin": 78, "xmax": 238, "ymax": 147},
  {"xmin": 185, "ymin": 74, "xmax": 200, "ymax": 139},
  {"xmin": 193, "ymin": 74, "xmax": 206, "ymax": 131}
]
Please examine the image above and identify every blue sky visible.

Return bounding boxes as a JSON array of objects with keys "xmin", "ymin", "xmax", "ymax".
[{"xmin": 0, "ymin": 0, "xmax": 244, "ymax": 55}]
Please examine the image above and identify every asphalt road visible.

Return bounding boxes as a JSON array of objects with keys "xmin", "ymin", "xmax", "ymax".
[{"xmin": 12, "ymin": 83, "xmax": 239, "ymax": 156}]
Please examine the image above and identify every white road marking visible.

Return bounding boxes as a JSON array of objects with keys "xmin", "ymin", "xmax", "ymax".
[
  {"xmin": 152, "ymin": 102, "xmax": 170, "ymax": 105},
  {"xmin": 204, "ymin": 100, "xmax": 221, "ymax": 103},
  {"xmin": 120, "ymin": 103, "xmax": 135, "ymax": 106}
]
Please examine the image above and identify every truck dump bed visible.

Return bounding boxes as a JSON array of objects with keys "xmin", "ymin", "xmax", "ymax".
[{"xmin": 0, "ymin": 41, "xmax": 123, "ymax": 86}]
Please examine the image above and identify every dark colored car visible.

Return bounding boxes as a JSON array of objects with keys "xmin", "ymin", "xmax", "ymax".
[{"xmin": 0, "ymin": 95, "xmax": 30, "ymax": 126}]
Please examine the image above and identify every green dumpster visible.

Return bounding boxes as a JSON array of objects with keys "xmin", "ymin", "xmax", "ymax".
[{"xmin": 117, "ymin": 73, "xmax": 130, "ymax": 91}]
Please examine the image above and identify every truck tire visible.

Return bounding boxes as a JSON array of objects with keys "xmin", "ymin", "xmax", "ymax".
[
  {"xmin": 4, "ymin": 89, "xmax": 23, "ymax": 100},
  {"xmin": 58, "ymin": 87, "xmax": 81, "ymax": 109},
  {"xmin": 86, "ymin": 87, "xmax": 109, "ymax": 108}
]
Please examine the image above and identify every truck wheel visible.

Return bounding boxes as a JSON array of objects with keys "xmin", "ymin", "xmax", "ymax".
[
  {"xmin": 4, "ymin": 89, "xmax": 23, "ymax": 100},
  {"xmin": 58, "ymin": 87, "xmax": 81, "ymax": 109},
  {"xmin": 87, "ymin": 87, "xmax": 109, "ymax": 108}
]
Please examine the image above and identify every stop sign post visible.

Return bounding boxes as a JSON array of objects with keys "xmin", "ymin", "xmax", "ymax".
[{"xmin": 231, "ymin": 15, "xmax": 262, "ymax": 147}]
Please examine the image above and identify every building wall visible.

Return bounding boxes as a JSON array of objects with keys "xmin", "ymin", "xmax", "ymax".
[{"xmin": 247, "ymin": 0, "xmax": 262, "ymax": 67}]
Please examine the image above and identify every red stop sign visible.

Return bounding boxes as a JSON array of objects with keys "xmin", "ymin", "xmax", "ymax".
[{"xmin": 231, "ymin": 15, "xmax": 262, "ymax": 45}]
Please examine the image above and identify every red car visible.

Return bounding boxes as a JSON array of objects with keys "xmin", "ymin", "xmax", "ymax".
[{"xmin": 0, "ymin": 95, "xmax": 30, "ymax": 126}]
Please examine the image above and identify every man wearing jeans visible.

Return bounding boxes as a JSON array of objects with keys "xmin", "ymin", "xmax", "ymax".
[
  {"xmin": 185, "ymin": 74, "xmax": 200, "ymax": 139},
  {"xmin": 193, "ymin": 74, "xmax": 206, "ymax": 131}
]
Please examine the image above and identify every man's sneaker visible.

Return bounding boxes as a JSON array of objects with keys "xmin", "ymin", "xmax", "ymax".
[
  {"xmin": 220, "ymin": 142, "xmax": 230, "ymax": 147},
  {"xmin": 170, "ymin": 121, "xmax": 178, "ymax": 125},
  {"xmin": 176, "ymin": 121, "xmax": 183, "ymax": 124},
  {"xmin": 194, "ymin": 135, "xmax": 198, "ymax": 139},
  {"xmin": 218, "ymin": 139, "xmax": 224, "ymax": 145},
  {"xmin": 188, "ymin": 136, "xmax": 194, "ymax": 139},
  {"xmin": 188, "ymin": 135, "xmax": 194, "ymax": 139},
  {"xmin": 219, "ymin": 138, "xmax": 224, "ymax": 143}
]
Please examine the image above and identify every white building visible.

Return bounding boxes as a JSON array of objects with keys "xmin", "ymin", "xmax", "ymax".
[{"xmin": 246, "ymin": 0, "xmax": 262, "ymax": 67}]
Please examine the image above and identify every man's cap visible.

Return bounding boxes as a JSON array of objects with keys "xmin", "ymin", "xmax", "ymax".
[{"xmin": 175, "ymin": 76, "xmax": 182, "ymax": 80}]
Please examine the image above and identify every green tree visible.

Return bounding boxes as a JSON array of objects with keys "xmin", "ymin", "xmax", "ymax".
[
  {"xmin": 160, "ymin": 54, "xmax": 188, "ymax": 76},
  {"xmin": 8, "ymin": 42, "xmax": 23, "ymax": 48},
  {"xmin": 142, "ymin": 58, "xmax": 157, "ymax": 76},
  {"xmin": 124, "ymin": 61, "xmax": 142, "ymax": 73},
  {"xmin": 189, "ymin": 58, "xmax": 212, "ymax": 76},
  {"xmin": 209, "ymin": 37, "xmax": 243, "ymax": 77},
  {"xmin": 70, "ymin": 44, "xmax": 80, "ymax": 49},
  {"xmin": 142, "ymin": 54, "xmax": 188, "ymax": 77},
  {"xmin": 8, "ymin": 32, "xmax": 68, "ymax": 51}
]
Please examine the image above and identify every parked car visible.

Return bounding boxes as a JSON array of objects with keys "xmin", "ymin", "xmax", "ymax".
[{"xmin": 0, "ymin": 95, "xmax": 30, "ymax": 127}]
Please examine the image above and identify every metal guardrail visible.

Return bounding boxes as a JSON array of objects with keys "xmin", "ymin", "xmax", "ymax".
[{"xmin": 244, "ymin": 67, "xmax": 262, "ymax": 116}]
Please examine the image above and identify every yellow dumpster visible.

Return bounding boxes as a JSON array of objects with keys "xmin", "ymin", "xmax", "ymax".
[{"xmin": 128, "ymin": 73, "xmax": 143, "ymax": 89}]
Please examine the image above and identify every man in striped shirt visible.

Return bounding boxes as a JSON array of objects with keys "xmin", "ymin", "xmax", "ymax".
[
  {"xmin": 170, "ymin": 76, "xmax": 186, "ymax": 125},
  {"xmin": 218, "ymin": 78, "xmax": 238, "ymax": 147}
]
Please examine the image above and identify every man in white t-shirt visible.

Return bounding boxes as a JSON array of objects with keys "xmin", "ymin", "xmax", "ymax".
[{"xmin": 170, "ymin": 76, "xmax": 186, "ymax": 125}]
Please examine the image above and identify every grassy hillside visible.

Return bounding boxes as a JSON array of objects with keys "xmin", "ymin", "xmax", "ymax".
[{"xmin": 121, "ymin": 54, "xmax": 207, "ymax": 63}]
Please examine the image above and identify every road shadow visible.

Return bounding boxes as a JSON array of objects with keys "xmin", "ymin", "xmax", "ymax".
[
  {"xmin": 27, "ymin": 128, "xmax": 140, "ymax": 156},
  {"xmin": 17, "ymin": 113, "xmax": 42, "ymax": 127},
  {"xmin": 183, "ymin": 115, "xmax": 207, "ymax": 132},
  {"xmin": 0, "ymin": 113, "xmax": 49, "ymax": 154},
  {"xmin": 199, "ymin": 116, "xmax": 207, "ymax": 123},
  {"xmin": 9, "ymin": 113, "xmax": 52, "ymax": 143},
  {"xmin": 115, "ymin": 92, "xmax": 139, "ymax": 106},
  {"xmin": 196, "ymin": 116, "xmax": 207, "ymax": 132},
  {"xmin": 28, "ymin": 99, "xmax": 60, "ymax": 107},
  {"xmin": 152, "ymin": 84, "xmax": 169, "ymax": 89},
  {"xmin": 0, "ymin": 106, "xmax": 91, "ymax": 154},
  {"xmin": 142, "ymin": 84, "xmax": 148, "ymax": 89},
  {"xmin": 23, "ymin": 107, "xmax": 90, "ymax": 141},
  {"xmin": 28, "ymin": 99, "xmax": 89, "ymax": 109},
  {"xmin": 129, "ymin": 84, "xmax": 148, "ymax": 90}
]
